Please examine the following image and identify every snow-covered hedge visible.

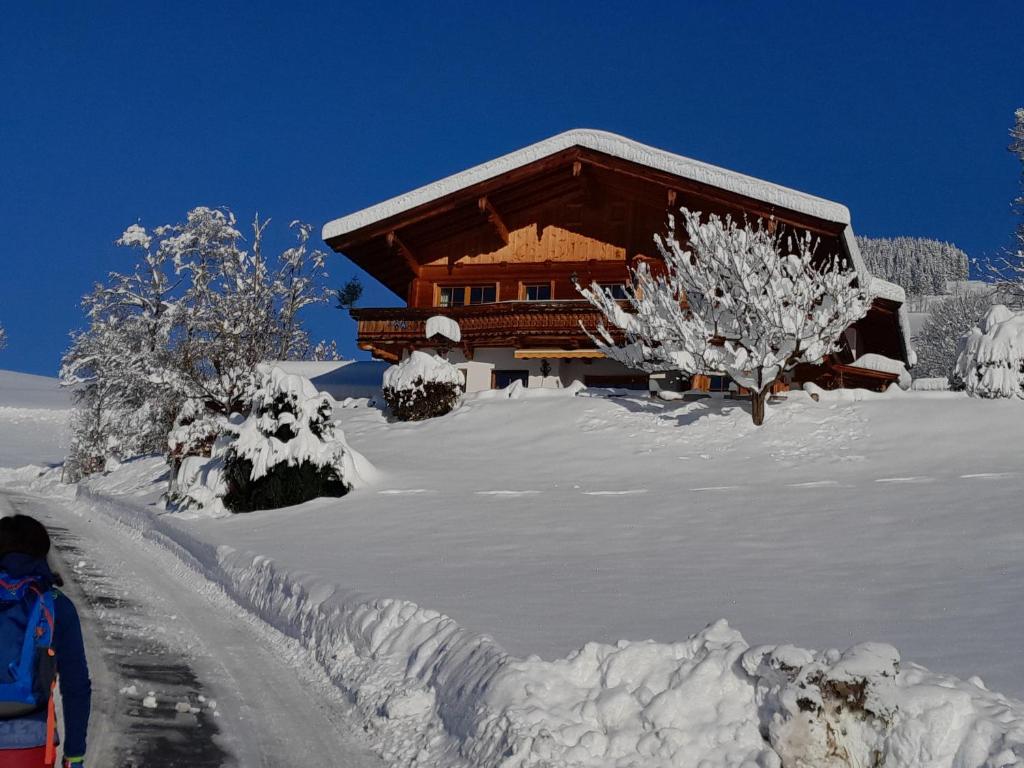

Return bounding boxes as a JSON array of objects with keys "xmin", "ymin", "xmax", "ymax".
[
  {"xmin": 171, "ymin": 365, "xmax": 368, "ymax": 513},
  {"xmin": 383, "ymin": 351, "xmax": 463, "ymax": 421},
  {"xmin": 955, "ymin": 305, "xmax": 1024, "ymax": 398}
]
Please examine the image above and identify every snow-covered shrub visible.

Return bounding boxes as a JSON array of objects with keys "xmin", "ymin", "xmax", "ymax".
[
  {"xmin": 219, "ymin": 366, "xmax": 357, "ymax": 512},
  {"xmin": 382, "ymin": 351, "xmax": 462, "ymax": 421},
  {"xmin": 168, "ymin": 398, "xmax": 224, "ymax": 460},
  {"xmin": 955, "ymin": 304, "xmax": 1024, "ymax": 398}
]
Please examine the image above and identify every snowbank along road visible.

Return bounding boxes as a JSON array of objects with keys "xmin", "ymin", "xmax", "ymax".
[{"xmin": 0, "ymin": 488, "xmax": 383, "ymax": 768}]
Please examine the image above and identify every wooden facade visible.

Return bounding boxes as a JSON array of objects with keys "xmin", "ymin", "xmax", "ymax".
[{"xmin": 324, "ymin": 131, "xmax": 909, "ymax": 392}]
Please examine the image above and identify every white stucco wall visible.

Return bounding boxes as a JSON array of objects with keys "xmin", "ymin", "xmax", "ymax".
[{"xmin": 438, "ymin": 347, "xmax": 643, "ymax": 393}]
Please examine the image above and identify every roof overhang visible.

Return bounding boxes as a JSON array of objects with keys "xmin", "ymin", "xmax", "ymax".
[{"xmin": 322, "ymin": 128, "xmax": 851, "ymax": 244}]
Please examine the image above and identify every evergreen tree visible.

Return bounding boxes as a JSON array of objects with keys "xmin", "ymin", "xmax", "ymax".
[{"xmin": 856, "ymin": 236, "xmax": 970, "ymax": 301}]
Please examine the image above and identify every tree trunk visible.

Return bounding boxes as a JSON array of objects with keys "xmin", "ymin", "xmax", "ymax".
[{"xmin": 751, "ymin": 387, "xmax": 769, "ymax": 426}]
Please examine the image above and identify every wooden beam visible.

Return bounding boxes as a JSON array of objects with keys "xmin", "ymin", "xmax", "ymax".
[
  {"xmin": 667, "ymin": 189, "xmax": 677, "ymax": 209},
  {"xmin": 386, "ymin": 230, "xmax": 418, "ymax": 275},
  {"xmin": 478, "ymin": 196, "xmax": 510, "ymax": 244}
]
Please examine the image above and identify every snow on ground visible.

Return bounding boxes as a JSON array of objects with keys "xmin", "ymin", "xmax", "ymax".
[
  {"xmin": 4, "ymin": 377, "xmax": 1024, "ymax": 766},
  {"xmin": 0, "ymin": 369, "xmax": 70, "ymax": 468},
  {"xmin": 192, "ymin": 388, "xmax": 1024, "ymax": 697}
]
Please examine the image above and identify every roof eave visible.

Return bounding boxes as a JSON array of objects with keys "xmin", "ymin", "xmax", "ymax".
[{"xmin": 322, "ymin": 128, "xmax": 851, "ymax": 243}]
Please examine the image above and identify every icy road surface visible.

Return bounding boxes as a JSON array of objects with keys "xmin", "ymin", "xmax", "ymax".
[{"xmin": 0, "ymin": 489, "xmax": 383, "ymax": 768}]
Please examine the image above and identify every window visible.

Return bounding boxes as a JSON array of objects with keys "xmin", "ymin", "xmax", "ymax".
[
  {"xmin": 708, "ymin": 375, "xmax": 732, "ymax": 392},
  {"xmin": 437, "ymin": 285, "xmax": 496, "ymax": 307},
  {"xmin": 438, "ymin": 286, "xmax": 466, "ymax": 307},
  {"xmin": 469, "ymin": 285, "xmax": 496, "ymax": 304},
  {"xmin": 522, "ymin": 283, "xmax": 552, "ymax": 301},
  {"xmin": 599, "ymin": 283, "xmax": 628, "ymax": 300}
]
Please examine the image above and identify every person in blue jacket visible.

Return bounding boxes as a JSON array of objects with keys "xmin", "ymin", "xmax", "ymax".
[{"xmin": 0, "ymin": 514, "xmax": 91, "ymax": 768}]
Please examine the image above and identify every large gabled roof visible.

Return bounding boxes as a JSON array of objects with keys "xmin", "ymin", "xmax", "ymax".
[{"xmin": 321, "ymin": 128, "xmax": 852, "ymax": 243}]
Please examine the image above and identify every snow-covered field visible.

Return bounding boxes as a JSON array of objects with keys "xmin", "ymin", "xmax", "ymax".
[
  {"xmin": 3, "ymin": 372, "xmax": 1024, "ymax": 766},
  {"xmin": 192, "ymin": 387, "xmax": 1024, "ymax": 693},
  {"xmin": 0, "ymin": 369, "xmax": 70, "ymax": 468}
]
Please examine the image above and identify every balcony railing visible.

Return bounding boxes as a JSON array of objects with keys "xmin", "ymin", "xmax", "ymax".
[{"xmin": 350, "ymin": 301, "xmax": 617, "ymax": 352}]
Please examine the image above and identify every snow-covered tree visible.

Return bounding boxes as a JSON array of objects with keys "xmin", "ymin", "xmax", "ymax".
[
  {"xmin": 992, "ymin": 108, "xmax": 1024, "ymax": 300},
  {"xmin": 61, "ymin": 207, "xmax": 331, "ymax": 474},
  {"xmin": 578, "ymin": 208, "xmax": 871, "ymax": 425},
  {"xmin": 310, "ymin": 339, "xmax": 342, "ymax": 361},
  {"xmin": 954, "ymin": 304, "xmax": 1024, "ymax": 398},
  {"xmin": 856, "ymin": 236, "xmax": 969, "ymax": 303},
  {"xmin": 221, "ymin": 365, "xmax": 356, "ymax": 512},
  {"xmin": 60, "ymin": 236, "xmax": 183, "ymax": 464},
  {"xmin": 382, "ymin": 350, "xmax": 463, "ymax": 421},
  {"xmin": 0, "ymin": 323, "xmax": 6, "ymax": 350},
  {"xmin": 1015, "ymin": 107, "xmax": 1024, "ymax": 256},
  {"xmin": 913, "ymin": 289, "xmax": 994, "ymax": 379}
]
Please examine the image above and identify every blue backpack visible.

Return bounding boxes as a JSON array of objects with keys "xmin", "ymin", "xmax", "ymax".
[{"xmin": 0, "ymin": 572, "xmax": 57, "ymax": 718}]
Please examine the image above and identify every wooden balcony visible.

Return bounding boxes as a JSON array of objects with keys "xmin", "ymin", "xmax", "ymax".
[{"xmin": 350, "ymin": 301, "xmax": 617, "ymax": 361}]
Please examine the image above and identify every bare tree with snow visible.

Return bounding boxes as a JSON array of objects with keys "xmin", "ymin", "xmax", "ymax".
[
  {"xmin": 988, "ymin": 108, "xmax": 1024, "ymax": 303},
  {"xmin": 578, "ymin": 208, "xmax": 871, "ymax": 425},
  {"xmin": 914, "ymin": 288, "xmax": 995, "ymax": 380},
  {"xmin": 62, "ymin": 207, "xmax": 332, "ymax": 474}
]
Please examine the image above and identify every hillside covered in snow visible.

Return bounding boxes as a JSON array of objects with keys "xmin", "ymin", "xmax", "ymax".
[
  {"xmin": 0, "ymin": 369, "xmax": 70, "ymax": 468},
  {"xmin": 3, "ymin": 374, "xmax": 1024, "ymax": 766}
]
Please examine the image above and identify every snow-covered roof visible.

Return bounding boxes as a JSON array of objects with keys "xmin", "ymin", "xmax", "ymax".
[{"xmin": 322, "ymin": 129, "xmax": 852, "ymax": 242}]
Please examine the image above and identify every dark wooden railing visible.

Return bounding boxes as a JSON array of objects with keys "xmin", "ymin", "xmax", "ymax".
[{"xmin": 351, "ymin": 301, "xmax": 615, "ymax": 350}]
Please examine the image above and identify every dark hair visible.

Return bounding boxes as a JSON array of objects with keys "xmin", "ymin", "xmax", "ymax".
[{"xmin": 0, "ymin": 515, "xmax": 52, "ymax": 559}]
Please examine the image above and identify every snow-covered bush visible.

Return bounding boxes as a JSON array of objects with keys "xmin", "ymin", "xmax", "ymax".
[
  {"xmin": 914, "ymin": 289, "xmax": 994, "ymax": 379},
  {"xmin": 955, "ymin": 304, "xmax": 1024, "ymax": 398},
  {"xmin": 382, "ymin": 351, "xmax": 463, "ymax": 421},
  {"xmin": 578, "ymin": 208, "xmax": 870, "ymax": 425},
  {"xmin": 220, "ymin": 366, "xmax": 357, "ymax": 512}
]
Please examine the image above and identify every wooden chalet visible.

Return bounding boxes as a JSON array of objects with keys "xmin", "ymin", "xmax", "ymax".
[{"xmin": 322, "ymin": 129, "xmax": 912, "ymax": 394}]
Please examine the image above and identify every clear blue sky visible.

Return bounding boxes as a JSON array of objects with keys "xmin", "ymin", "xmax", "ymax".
[{"xmin": 1, "ymin": 2, "xmax": 1021, "ymax": 376}]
